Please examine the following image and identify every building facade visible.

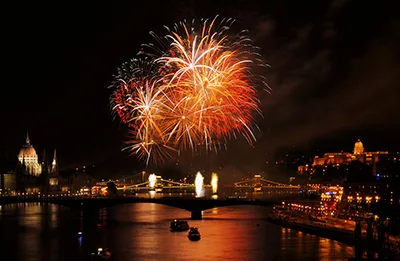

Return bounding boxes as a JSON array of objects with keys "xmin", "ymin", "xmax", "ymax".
[
  {"xmin": 0, "ymin": 172, "xmax": 16, "ymax": 193},
  {"xmin": 15, "ymin": 132, "xmax": 67, "ymax": 193},
  {"xmin": 312, "ymin": 139, "xmax": 389, "ymax": 175},
  {"xmin": 18, "ymin": 132, "xmax": 42, "ymax": 176}
]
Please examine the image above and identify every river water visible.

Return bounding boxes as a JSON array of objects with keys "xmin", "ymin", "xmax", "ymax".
[{"xmin": 0, "ymin": 203, "xmax": 354, "ymax": 261}]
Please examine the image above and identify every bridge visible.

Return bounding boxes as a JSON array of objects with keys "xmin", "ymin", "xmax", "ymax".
[
  {"xmin": 226, "ymin": 175, "xmax": 300, "ymax": 191},
  {"xmin": 101, "ymin": 173, "xmax": 299, "ymax": 193},
  {"xmin": 116, "ymin": 177, "xmax": 206, "ymax": 191},
  {"xmin": 0, "ymin": 195, "xmax": 299, "ymax": 219}
]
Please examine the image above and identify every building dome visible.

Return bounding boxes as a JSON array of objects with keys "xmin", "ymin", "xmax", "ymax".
[
  {"xmin": 19, "ymin": 145, "xmax": 37, "ymax": 158},
  {"xmin": 354, "ymin": 138, "xmax": 364, "ymax": 154},
  {"xmin": 17, "ymin": 132, "xmax": 41, "ymax": 176}
]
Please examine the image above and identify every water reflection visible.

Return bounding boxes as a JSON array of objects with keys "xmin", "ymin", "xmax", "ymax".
[
  {"xmin": 211, "ymin": 208, "xmax": 219, "ymax": 215},
  {"xmin": 279, "ymin": 226, "xmax": 353, "ymax": 260},
  {"xmin": 0, "ymin": 203, "xmax": 355, "ymax": 261}
]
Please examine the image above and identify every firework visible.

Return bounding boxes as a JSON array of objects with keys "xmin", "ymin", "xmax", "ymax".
[
  {"xmin": 148, "ymin": 173, "xmax": 157, "ymax": 189},
  {"xmin": 109, "ymin": 58, "xmax": 160, "ymax": 124},
  {"xmin": 211, "ymin": 172, "xmax": 218, "ymax": 194},
  {"xmin": 122, "ymin": 79, "xmax": 176, "ymax": 165},
  {"xmin": 110, "ymin": 16, "xmax": 269, "ymax": 165},
  {"xmin": 195, "ymin": 171, "xmax": 204, "ymax": 198},
  {"xmin": 110, "ymin": 58, "xmax": 176, "ymax": 165}
]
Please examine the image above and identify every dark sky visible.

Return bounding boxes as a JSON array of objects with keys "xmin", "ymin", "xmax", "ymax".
[{"xmin": 1, "ymin": 0, "xmax": 399, "ymax": 173}]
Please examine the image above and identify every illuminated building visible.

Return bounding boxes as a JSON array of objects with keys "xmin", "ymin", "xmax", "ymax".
[
  {"xmin": 345, "ymin": 182, "xmax": 383, "ymax": 202},
  {"xmin": 48, "ymin": 149, "xmax": 59, "ymax": 191},
  {"xmin": 353, "ymin": 139, "xmax": 364, "ymax": 154},
  {"xmin": 0, "ymin": 157, "xmax": 17, "ymax": 193},
  {"xmin": 320, "ymin": 185, "xmax": 344, "ymax": 202},
  {"xmin": 18, "ymin": 132, "xmax": 42, "ymax": 176},
  {"xmin": 312, "ymin": 138, "xmax": 389, "ymax": 175},
  {"xmin": 46, "ymin": 149, "xmax": 69, "ymax": 193},
  {"xmin": 1, "ymin": 173, "xmax": 16, "ymax": 192},
  {"xmin": 343, "ymin": 180, "xmax": 399, "ymax": 205},
  {"xmin": 51, "ymin": 149, "xmax": 58, "ymax": 174}
]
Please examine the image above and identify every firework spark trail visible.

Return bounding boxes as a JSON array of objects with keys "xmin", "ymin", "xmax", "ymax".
[
  {"xmin": 110, "ymin": 59, "xmax": 177, "ymax": 164},
  {"xmin": 156, "ymin": 18, "xmax": 262, "ymax": 149},
  {"xmin": 123, "ymin": 80, "xmax": 171, "ymax": 165},
  {"xmin": 109, "ymin": 16, "xmax": 269, "ymax": 165}
]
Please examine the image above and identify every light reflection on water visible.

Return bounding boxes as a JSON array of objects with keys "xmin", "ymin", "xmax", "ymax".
[{"xmin": 0, "ymin": 203, "xmax": 354, "ymax": 261}]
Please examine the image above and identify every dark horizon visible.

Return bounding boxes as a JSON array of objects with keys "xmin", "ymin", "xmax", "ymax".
[{"xmin": 1, "ymin": 0, "xmax": 399, "ymax": 172}]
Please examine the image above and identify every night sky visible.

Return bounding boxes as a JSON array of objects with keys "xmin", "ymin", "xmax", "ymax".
[{"xmin": 1, "ymin": 0, "xmax": 399, "ymax": 174}]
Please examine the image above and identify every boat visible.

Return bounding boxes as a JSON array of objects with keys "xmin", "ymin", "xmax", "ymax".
[
  {"xmin": 188, "ymin": 227, "xmax": 201, "ymax": 241},
  {"xmin": 170, "ymin": 220, "xmax": 189, "ymax": 232},
  {"xmin": 90, "ymin": 248, "xmax": 111, "ymax": 260}
]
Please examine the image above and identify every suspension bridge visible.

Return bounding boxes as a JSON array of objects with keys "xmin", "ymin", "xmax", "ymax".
[
  {"xmin": 0, "ymin": 174, "xmax": 301, "ymax": 219},
  {"xmin": 95, "ymin": 173, "xmax": 299, "ymax": 193},
  {"xmin": 227, "ymin": 174, "xmax": 300, "ymax": 191},
  {"xmin": 115, "ymin": 176, "xmax": 207, "ymax": 191}
]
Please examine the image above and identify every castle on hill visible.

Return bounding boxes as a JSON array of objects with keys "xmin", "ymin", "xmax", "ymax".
[{"xmin": 312, "ymin": 138, "xmax": 389, "ymax": 170}]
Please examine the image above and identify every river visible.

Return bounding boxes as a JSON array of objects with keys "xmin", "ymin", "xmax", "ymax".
[{"xmin": 0, "ymin": 203, "xmax": 354, "ymax": 261}]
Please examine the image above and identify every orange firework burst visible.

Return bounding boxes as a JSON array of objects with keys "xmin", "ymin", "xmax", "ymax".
[
  {"xmin": 110, "ymin": 59, "xmax": 176, "ymax": 165},
  {"xmin": 110, "ymin": 16, "xmax": 269, "ymax": 165},
  {"xmin": 123, "ymin": 80, "xmax": 176, "ymax": 165}
]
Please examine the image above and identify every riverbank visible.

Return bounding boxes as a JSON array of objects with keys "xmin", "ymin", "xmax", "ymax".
[
  {"xmin": 266, "ymin": 214, "xmax": 400, "ymax": 260},
  {"xmin": 266, "ymin": 214, "xmax": 355, "ymax": 244}
]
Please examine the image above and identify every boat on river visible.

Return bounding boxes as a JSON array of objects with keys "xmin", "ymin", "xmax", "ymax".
[
  {"xmin": 170, "ymin": 220, "xmax": 190, "ymax": 232},
  {"xmin": 188, "ymin": 227, "xmax": 201, "ymax": 241}
]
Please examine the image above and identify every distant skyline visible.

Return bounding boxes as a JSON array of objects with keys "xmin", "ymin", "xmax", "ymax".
[{"xmin": 1, "ymin": 0, "xmax": 399, "ymax": 171}]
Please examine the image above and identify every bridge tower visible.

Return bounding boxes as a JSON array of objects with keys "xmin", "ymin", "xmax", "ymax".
[
  {"xmin": 155, "ymin": 175, "xmax": 163, "ymax": 192},
  {"xmin": 48, "ymin": 149, "xmax": 60, "ymax": 193},
  {"xmin": 254, "ymin": 174, "xmax": 262, "ymax": 192}
]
